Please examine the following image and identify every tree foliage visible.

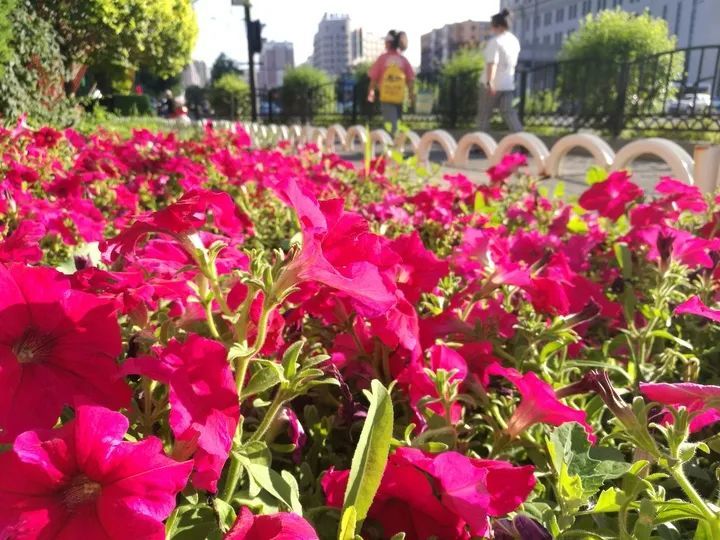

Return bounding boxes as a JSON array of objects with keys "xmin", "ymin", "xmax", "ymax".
[
  {"xmin": 557, "ymin": 9, "xmax": 681, "ymax": 129},
  {"xmin": 437, "ymin": 48, "xmax": 484, "ymax": 127},
  {"xmin": 0, "ymin": 0, "xmax": 15, "ymax": 75},
  {"xmin": 280, "ymin": 66, "xmax": 334, "ymax": 122},
  {"xmin": 211, "ymin": 53, "xmax": 242, "ymax": 84},
  {"xmin": 30, "ymin": 0, "xmax": 198, "ymax": 89},
  {"xmin": 210, "ymin": 73, "xmax": 250, "ymax": 120},
  {"xmin": 0, "ymin": 1, "xmax": 78, "ymax": 125}
]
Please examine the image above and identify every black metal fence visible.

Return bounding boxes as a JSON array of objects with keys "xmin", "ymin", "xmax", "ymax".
[{"xmin": 254, "ymin": 46, "xmax": 720, "ymax": 135}]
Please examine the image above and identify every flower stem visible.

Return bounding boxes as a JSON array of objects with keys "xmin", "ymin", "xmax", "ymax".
[
  {"xmin": 248, "ymin": 391, "xmax": 286, "ymax": 443},
  {"xmin": 220, "ymin": 450, "xmax": 244, "ymax": 503},
  {"xmin": 670, "ymin": 464, "xmax": 720, "ymax": 529}
]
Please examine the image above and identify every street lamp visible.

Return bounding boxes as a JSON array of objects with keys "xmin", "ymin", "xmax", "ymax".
[{"xmin": 231, "ymin": 0, "xmax": 260, "ymax": 121}]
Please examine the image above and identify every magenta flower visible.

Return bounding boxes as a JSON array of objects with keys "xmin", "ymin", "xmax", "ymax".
[
  {"xmin": 655, "ymin": 177, "xmax": 707, "ymax": 214},
  {"xmin": 105, "ymin": 189, "xmax": 252, "ymax": 259},
  {"xmin": 674, "ymin": 296, "xmax": 720, "ymax": 323},
  {"xmin": 640, "ymin": 382, "xmax": 720, "ymax": 432},
  {"xmin": 0, "ymin": 221, "xmax": 45, "ymax": 264},
  {"xmin": 0, "ymin": 264, "xmax": 130, "ymax": 442},
  {"xmin": 273, "ymin": 179, "xmax": 397, "ymax": 318},
  {"xmin": 487, "ymin": 153, "xmax": 527, "ymax": 184},
  {"xmin": 390, "ymin": 232, "xmax": 448, "ymax": 304},
  {"xmin": 124, "ymin": 334, "xmax": 240, "ymax": 492},
  {"xmin": 488, "ymin": 365, "xmax": 595, "ymax": 442},
  {"xmin": 579, "ymin": 171, "xmax": 643, "ymax": 220},
  {"xmin": 0, "ymin": 405, "xmax": 192, "ymax": 538},
  {"xmin": 225, "ymin": 507, "xmax": 319, "ymax": 540}
]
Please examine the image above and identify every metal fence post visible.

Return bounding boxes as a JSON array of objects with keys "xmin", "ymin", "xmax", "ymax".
[
  {"xmin": 268, "ymin": 90, "xmax": 273, "ymax": 123},
  {"xmin": 612, "ymin": 61, "xmax": 630, "ymax": 136},
  {"xmin": 518, "ymin": 70, "xmax": 528, "ymax": 126},
  {"xmin": 450, "ymin": 75, "xmax": 458, "ymax": 128}
]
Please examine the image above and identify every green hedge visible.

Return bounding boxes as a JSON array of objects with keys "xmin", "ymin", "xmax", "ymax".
[{"xmin": 100, "ymin": 95, "xmax": 154, "ymax": 116}]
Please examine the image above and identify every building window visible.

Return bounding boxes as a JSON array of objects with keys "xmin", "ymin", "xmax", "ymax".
[
  {"xmin": 556, "ymin": 7, "xmax": 565, "ymax": 22},
  {"xmin": 554, "ymin": 32, "xmax": 563, "ymax": 45},
  {"xmin": 662, "ymin": 4, "xmax": 668, "ymax": 20},
  {"xmin": 524, "ymin": 17, "xmax": 531, "ymax": 31},
  {"xmin": 544, "ymin": 12, "xmax": 552, "ymax": 25},
  {"xmin": 597, "ymin": 0, "xmax": 607, "ymax": 9},
  {"xmin": 534, "ymin": 14, "xmax": 540, "ymax": 28},
  {"xmin": 674, "ymin": 1, "xmax": 682, "ymax": 34},
  {"xmin": 543, "ymin": 34, "xmax": 551, "ymax": 44}
]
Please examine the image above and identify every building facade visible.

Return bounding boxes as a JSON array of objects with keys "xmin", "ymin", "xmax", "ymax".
[
  {"xmin": 500, "ymin": 0, "xmax": 720, "ymax": 66},
  {"xmin": 258, "ymin": 41, "xmax": 294, "ymax": 89},
  {"xmin": 350, "ymin": 29, "xmax": 385, "ymax": 66},
  {"xmin": 312, "ymin": 14, "xmax": 352, "ymax": 76},
  {"xmin": 420, "ymin": 21, "xmax": 494, "ymax": 73},
  {"xmin": 180, "ymin": 60, "xmax": 209, "ymax": 88}
]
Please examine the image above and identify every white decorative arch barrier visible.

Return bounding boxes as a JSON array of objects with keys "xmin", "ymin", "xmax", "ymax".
[
  {"xmin": 612, "ymin": 138, "xmax": 695, "ymax": 186},
  {"xmin": 451, "ymin": 132, "xmax": 498, "ymax": 168},
  {"xmin": 345, "ymin": 125, "xmax": 369, "ymax": 153},
  {"xmin": 491, "ymin": 132, "xmax": 550, "ymax": 175},
  {"xmin": 326, "ymin": 124, "xmax": 348, "ymax": 154},
  {"xmin": 545, "ymin": 133, "xmax": 615, "ymax": 178},
  {"xmin": 416, "ymin": 130, "xmax": 458, "ymax": 166},
  {"xmin": 238, "ymin": 122, "xmax": 720, "ymax": 194},
  {"xmin": 394, "ymin": 130, "xmax": 421, "ymax": 155},
  {"xmin": 370, "ymin": 129, "xmax": 394, "ymax": 156}
]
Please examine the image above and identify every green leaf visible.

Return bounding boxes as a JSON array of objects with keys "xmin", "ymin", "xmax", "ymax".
[
  {"xmin": 567, "ymin": 215, "xmax": 589, "ymax": 234},
  {"xmin": 649, "ymin": 330, "xmax": 693, "ymax": 350},
  {"xmin": 240, "ymin": 362, "xmax": 283, "ymax": 400},
  {"xmin": 586, "ymin": 165, "xmax": 609, "ymax": 185},
  {"xmin": 342, "ymin": 380, "xmax": 394, "ymax": 526},
  {"xmin": 244, "ymin": 462, "xmax": 302, "ymax": 514},
  {"xmin": 213, "ymin": 499, "xmax": 237, "ymax": 533},
  {"xmin": 282, "ymin": 340, "xmax": 304, "ymax": 380},
  {"xmin": 167, "ymin": 506, "xmax": 222, "ymax": 540},
  {"xmin": 634, "ymin": 498, "xmax": 657, "ymax": 540},
  {"xmin": 613, "ymin": 243, "xmax": 633, "ymax": 280},
  {"xmin": 655, "ymin": 500, "xmax": 708, "ymax": 524},
  {"xmin": 547, "ymin": 423, "xmax": 630, "ymax": 512},
  {"xmin": 339, "ymin": 506, "xmax": 358, "ymax": 540},
  {"xmin": 591, "ymin": 487, "xmax": 623, "ymax": 513}
]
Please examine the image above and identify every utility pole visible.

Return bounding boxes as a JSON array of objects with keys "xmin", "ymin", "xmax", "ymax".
[{"xmin": 232, "ymin": 0, "xmax": 258, "ymax": 121}]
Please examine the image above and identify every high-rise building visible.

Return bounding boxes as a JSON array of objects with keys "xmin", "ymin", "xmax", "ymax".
[
  {"xmin": 180, "ymin": 60, "xmax": 209, "ymax": 88},
  {"xmin": 258, "ymin": 41, "xmax": 295, "ymax": 89},
  {"xmin": 350, "ymin": 29, "xmax": 386, "ymax": 66},
  {"xmin": 420, "ymin": 21, "xmax": 494, "ymax": 73},
  {"xmin": 500, "ymin": 0, "xmax": 720, "ymax": 66},
  {"xmin": 311, "ymin": 14, "xmax": 387, "ymax": 76},
  {"xmin": 312, "ymin": 14, "xmax": 352, "ymax": 76}
]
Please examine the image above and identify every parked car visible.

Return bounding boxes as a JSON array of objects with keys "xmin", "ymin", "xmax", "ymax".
[{"xmin": 665, "ymin": 92, "xmax": 712, "ymax": 114}]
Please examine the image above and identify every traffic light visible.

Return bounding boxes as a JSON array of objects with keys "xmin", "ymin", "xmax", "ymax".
[{"xmin": 248, "ymin": 20, "xmax": 263, "ymax": 54}]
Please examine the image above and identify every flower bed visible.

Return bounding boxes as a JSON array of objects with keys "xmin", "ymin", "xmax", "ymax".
[{"xmin": 1, "ymin": 122, "xmax": 720, "ymax": 539}]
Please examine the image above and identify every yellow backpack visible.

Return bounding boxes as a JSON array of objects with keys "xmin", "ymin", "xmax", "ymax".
[{"xmin": 379, "ymin": 62, "xmax": 406, "ymax": 105}]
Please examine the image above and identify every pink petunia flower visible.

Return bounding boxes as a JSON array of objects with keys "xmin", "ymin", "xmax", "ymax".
[
  {"xmin": 674, "ymin": 296, "xmax": 720, "ymax": 323},
  {"xmin": 486, "ymin": 153, "xmax": 527, "ymax": 184},
  {"xmin": 579, "ymin": 171, "xmax": 643, "ymax": 220},
  {"xmin": 0, "ymin": 405, "xmax": 192, "ymax": 539},
  {"xmin": 640, "ymin": 382, "xmax": 720, "ymax": 432},
  {"xmin": 0, "ymin": 264, "xmax": 130, "ymax": 442},
  {"xmin": 488, "ymin": 365, "xmax": 595, "ymax": 442},
  {"xmin": 322, "ymin": 448, "xmax": 535, "ymax": 539},
  {"xmin": 124, "ymin": 334, "xmax": 240, "ymax": 492},
  {"xmin": 225, "ymin": 507, "xmax": 319, "ymax": 539}
]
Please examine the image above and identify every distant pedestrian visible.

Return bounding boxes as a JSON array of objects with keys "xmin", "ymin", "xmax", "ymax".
[
  {"xmin": 368, "ymin": 30, "xmax": 415, "ymax": 135},
  {"xmin": 477, "ymin": 9, "xmax": 523, "ymax": 133}
]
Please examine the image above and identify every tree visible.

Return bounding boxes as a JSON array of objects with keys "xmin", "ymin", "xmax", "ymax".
[
  {"xmin": 558, "ymin": 9, "xmax": 681, "ymax": 130},
  {"xmin": 210, "ymin": 73, "xmax": 250, "ymax": 120},
  {"xmin": 437, "ymin": 48, "xmax": 484, "ymax": 127},
  {"xmin": 0, "ymin": 1, "xmax": 77, "ymax": 125},
  {"xmin": 280, "ymin": 65, "xmax": 333, "ymax": 122},
  {"xmin": 30, "ymin": 0, "xmax": 198, "ymax": 93},
  {"xmin": 211, "ymin": 53, "xmax": 242, "ymax": 84},
  {"xmin": 0, "ymin": 0, "xmax": 15, "ymax": 75}
]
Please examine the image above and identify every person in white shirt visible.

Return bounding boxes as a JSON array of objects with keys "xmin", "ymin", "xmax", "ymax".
[{"xmin": 477, "ymin": 9, "xmax": 523, "ymax": 132}]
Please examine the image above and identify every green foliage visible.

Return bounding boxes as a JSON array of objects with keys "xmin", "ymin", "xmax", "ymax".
[
  {"xmin": 558, "ymin": 9, "xmax": 682, "ymax": 129},
  {"xmin": 342, "ymin": 380, "xmax": 394, "ymax": 529},
  {"xmin": 352, "ymin": 62, "xmax": 375, "ymax": 120},
  {"xmin": 100, "ymin": 94, "xmax": 154, "ymax": 117},
  {"xmin": 437, "ymin": 48, "xmax": 484, "ymax": 128},
  {"xmin": 210, "ymin": 73, "xmax": 250, "ymax": 120},
  {"xmin": 0, "ymin": 0, "xmax": 15, "ymax": 75},
  {"xmin": 0, "ymin": 1, "xmax": 78, "ymax": 125},
  {"xmin": 211, "ymin": 53, "xmax": 242, "ymax": 84},
  {"xmin": 280, "ymin": 65, "xmax": 334, "ymax": 122},
  {"xmin": 31, "ymin": 0, "xmax": 198, "ymax": 90}
]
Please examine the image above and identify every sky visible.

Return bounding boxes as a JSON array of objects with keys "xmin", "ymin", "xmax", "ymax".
[{"xmin": 192, "ymin": 0, "xmax": 500, "ymax": 69}]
